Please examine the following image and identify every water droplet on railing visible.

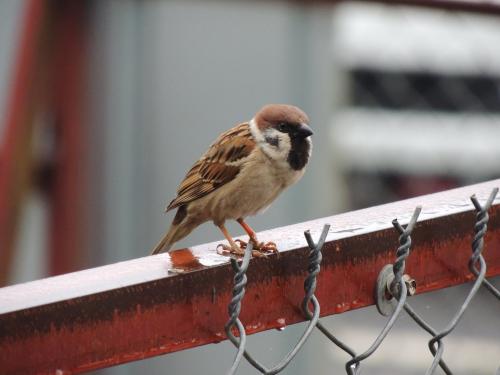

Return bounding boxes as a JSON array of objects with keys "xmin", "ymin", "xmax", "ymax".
[{"xmin": 275, "ymin": 317, "xmax": 287, "ymax": 331}]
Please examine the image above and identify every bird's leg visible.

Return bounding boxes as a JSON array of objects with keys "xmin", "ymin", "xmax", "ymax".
[
  {"xmin": 216, "ymin": 223, "xmax": 269, "ymax": 258},
  {"xmin": 236, "ymin": 218, "xmax": 278, "ymax": 255},
  {"xmin": 236, "ymin": 218, "xmax": 259, "ymax": 247},
  {"xmin": 216, "ymin": 224, "xmax": 245, "ymax": 256}
]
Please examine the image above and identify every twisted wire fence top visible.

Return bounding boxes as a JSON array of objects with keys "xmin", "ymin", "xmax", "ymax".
[
  {"xmin": 225, "ymin": 245, "xmax": 252, "ymax": 334},
  {"xmin": 391, "ymin": 206, "xmax": 422, "ymax": 295},
  {"xmin": 470, "ymin": 188, "xmax": 500, "ymax": 299},
  {"xmin": 344, "ymin": 206, "xmax": 421, "ymax": 375},
  {"xmin": 424, "ymin": 188, "xmax": 499, "ymax": 375},
  {"xmin": 225, "ymin": 225, "xmax": 329, "ymax": 375},
  {"xmin": 302, "ymin": 225, "xmax": 329, "ymax": 317},
  {"xmin": 470, "ymin": 188, "xmax": 498, "ymax": 264},
  {"xmin": 225, "ymin": 242, "xmax": 253, "ymax": 375}
]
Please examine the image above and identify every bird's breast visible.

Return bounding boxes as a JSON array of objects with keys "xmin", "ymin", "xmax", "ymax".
[{"xmin": 190, "ymin": 153, "xmax": 305, "ymax": 224}]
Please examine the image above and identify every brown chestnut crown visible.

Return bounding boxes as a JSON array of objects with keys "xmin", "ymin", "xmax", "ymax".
[{"xmin": 254, "ymin": 104, "xmax": 310, "ymax": 131}]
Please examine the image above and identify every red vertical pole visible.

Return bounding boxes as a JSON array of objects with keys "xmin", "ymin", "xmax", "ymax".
[
  {"xmin": 0, "ymin": 0, "xmax": 47, "ymax": 285},
  {"xmin": 47, "ymin": 0, "xmax": 89, "ymax": 275}
]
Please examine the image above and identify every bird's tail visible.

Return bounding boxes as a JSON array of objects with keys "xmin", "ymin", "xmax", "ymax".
[
  {"xmin": 151, "ymin": 226, "xmax": 177, "ymax": 254},
  {"xmin": 151, "ymin": 220, "xmax": 194, "ymax": 255}
]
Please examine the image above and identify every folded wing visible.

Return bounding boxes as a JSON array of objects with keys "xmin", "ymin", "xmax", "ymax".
[{"xmin": 166, "ymin": 123, "xmax": 255, "ymax": 211}]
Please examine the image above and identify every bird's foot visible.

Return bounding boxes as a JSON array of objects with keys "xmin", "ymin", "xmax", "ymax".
[
  {"xmin": 216, "ymin": 239, "xmax": 276, "ymax": 258},
  {"xmin": 237, "ymin": 238, "xmax": 278, "ymax": 257},
  {"xmin": 255, "ymin": 240, "xmax": 279, "ymax": 256},
  {"xmin": 216, "ymin": 243, "xmax": 245, "ymax": 257}
]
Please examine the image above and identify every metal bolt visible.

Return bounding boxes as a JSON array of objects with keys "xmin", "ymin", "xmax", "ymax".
[
  {"xmin": 403, "ymin": 275, "xmax": 417, "ymax": 296},
  {"xmin": 385, "ymin": 273, "xmax": 416, "ymax": 299},
  {"xmin": 376, "ymin": 265, "xmax": 417, "ymax": 316}
]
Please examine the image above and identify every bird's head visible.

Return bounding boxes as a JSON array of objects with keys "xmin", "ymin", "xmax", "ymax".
[{"xmin": 251, "ymin": 104, "xmax": 313, "ymax": 170}]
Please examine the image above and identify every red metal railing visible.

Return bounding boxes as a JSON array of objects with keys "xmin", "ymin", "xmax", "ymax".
[
  {"xmin": 0, "ymin": 179, "xmax": 499, "ymax": 374},
  {"xmin": 0, "ymin": 0, "xmax": 46, "ymax": 286}
]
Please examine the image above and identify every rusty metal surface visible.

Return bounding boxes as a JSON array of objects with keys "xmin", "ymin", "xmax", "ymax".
[{"xmin": 1, "ymin": 180, "xmax": 499, "ymax": 374}]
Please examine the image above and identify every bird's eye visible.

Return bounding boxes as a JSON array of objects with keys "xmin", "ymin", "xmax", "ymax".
[{"xmin": 278, "ymin": 122, "xmax": 287, "ymax": 132}]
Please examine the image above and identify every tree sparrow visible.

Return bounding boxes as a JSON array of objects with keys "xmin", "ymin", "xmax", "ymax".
[{"xmin": 151, "ymin": 104, "xmax": 313, "ymax": 256}]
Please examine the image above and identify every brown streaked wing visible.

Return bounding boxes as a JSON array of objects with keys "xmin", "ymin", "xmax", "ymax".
[{"xmin": 166, "ymin": 123, "xmax": 255, "ymax": 211}]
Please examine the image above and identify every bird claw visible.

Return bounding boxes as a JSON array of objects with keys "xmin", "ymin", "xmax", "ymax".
[
  {"xmin": 216, "ymin": 239, "xmax": 278, "ymax": 258},
  {"xmin": 257, "ymin": 241, "xmax": 279, "ymax": 254},
  {"xmin": 216, "ymin": 243, "xmax": 245, "ymax": 257},
  {"xmin": 237, "ymin": 239, "xmax": 279, "ymax": 256}
]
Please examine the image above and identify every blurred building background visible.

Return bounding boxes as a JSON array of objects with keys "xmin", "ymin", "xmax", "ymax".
[{"xmin": 0, "ymin": 1, "xmax": 499, "ymax": 374}]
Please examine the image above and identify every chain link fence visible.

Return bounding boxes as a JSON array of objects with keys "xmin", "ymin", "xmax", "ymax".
[{"xmin": 222, "ymin": 188, "xmax": 499, "ymax": 375}]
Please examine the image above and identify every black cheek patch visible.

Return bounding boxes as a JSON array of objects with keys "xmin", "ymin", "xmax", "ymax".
[{"xmin": 265, "ymin": 136, "xmax": 280, "ymax": 148}]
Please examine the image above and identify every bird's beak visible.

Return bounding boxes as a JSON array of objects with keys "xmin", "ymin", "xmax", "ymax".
[{"xmin": 296, "ymin": 123, "xmax": 313, "ymax": 138}]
